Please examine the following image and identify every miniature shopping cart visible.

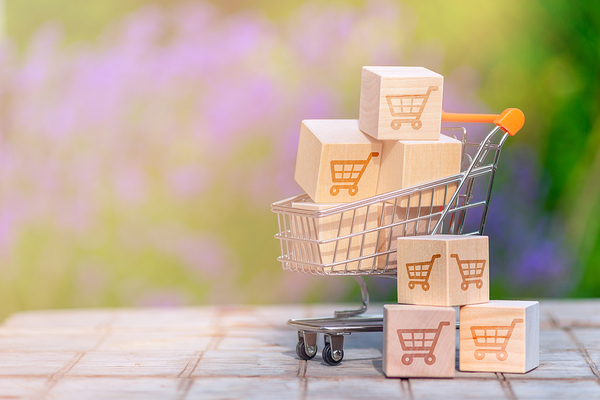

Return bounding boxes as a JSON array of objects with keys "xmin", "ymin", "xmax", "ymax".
[
  {"xmin": 272, "ymin": 108, "xmax": 524, "ymax": 365},
  {"xmin": 386, "ymin": 86, "xmax": 438, "ymax": 130},
  {"xmin": 330, "ymin": 152, "xmax": 379, "ymax": 196},
  {"xmin": 397, "ymin": 321, "xmax": 451, "ymax": 365},
  {"xmin": 451, "ymin": 254, "xmax": 486, "ymax": 291},
  {"xmin": 471, "ymin": 318, "xmax": 523, "ymax": 361},
  {"xmin": 406, "ymin": 254, "xmax": 441, "ymax": 291}
]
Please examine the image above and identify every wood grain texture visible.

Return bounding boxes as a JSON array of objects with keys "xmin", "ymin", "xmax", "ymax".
[
  {"xmin": 0, "ymin": 301, "xmax": 597, "ymax": 398},
  {"xmin": 460, "ymin": 300, "xmax": 539, "ymax": 373},
  {"xmin": 294, "ymin": 120, "xmax": 382, "ymax": 203},
  {"xmin": 376, "ymin": 203, "xmax": 441, "ymax": 271},
  {"xmin": 396, "ymin": 235, "xmax": 489, "ymax": 307},
  {"xmin": 376, "ymin": 134, "xmax": 462, "ymax": 205},
  {"xmin": 359, "ymin": 66, "xmax": 443, "ymax": 141},
  {"xmin": 291, "ymin": 201, "xmax": 381, "ymax": 271},
  {"xmin": 383, "ymin": 304, "xmax": 455, "ymax": 378}
]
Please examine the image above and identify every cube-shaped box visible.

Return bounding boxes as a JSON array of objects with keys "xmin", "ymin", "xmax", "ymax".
[
  {"xmin": 396, "ymin": 235, "xmax": 489, "ymax": 306},
  {"xmin": 294, "ymin": 120, "xmax": 382, "ymax": 203},
  {"xmin": 376, "ymin": 203, "xmax": 441, "ymax": 271},
  {"xmin": 460, "ymin": 301, "xmax": 539, "ymax": 373},
  {"xmin": 376, "ymin": 134, "xmax": 462, "ymax": 206},
  {"xmin": 290, "ymin": 200, "xmax": 382, "ymax": 272},
  {"xmin": 359, "ymin": 66, "xmax": 444, "ymax": 140},
  {"xmin": 383, "ymin": 304, "xmax": 455, "ymax": 378}
]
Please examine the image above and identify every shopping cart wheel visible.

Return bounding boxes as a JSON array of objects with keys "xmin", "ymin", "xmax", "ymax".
[
  {"xmin": 412, "ymin": 120, "xmax": 422, "ymax": 130},
  {"xmin": 425, "ymin": 354, "xmax": 436, "ymax": 365},
  {"xmin": 391, "ymin": 120, "xmax": 401, "ymax": 130},
  {"xmin": 408, "ymin": 282, "xmax": 415, "ymax": 290},
  {"xmin": 497, "ymin": 351, "xmax": 508, "ymax": 361},
  {"xmin": 296, "ymin": 339, "xmax": 316, "ymax": 361},
  {"xmin": 474, "ymin": 350, "xmax": 485, "ymax": 360},
  {"xmin": 330, "ymin": 187, "xmax": 340, "ymax": 196},
  {"xmin": 322, "ymin": 334, "xmax": 344, "ymax": 366},
  {"xmin": 422, "ymin": 282, "xmax": 430, "ymax": 291},
  {"xmin": 401, "ymin": 354, "xmax": 413, "ymax": 365},
  {"xmin": 322, "ymin": 344, "xmax": 343, "ymax": 366},
  {"xmin": 461, "ymin": 282, "xmax": 469, "ymax": 291},
  {"xmin": 349, "ymin": 186, "xmax": 358, "ymax": 196},
  {"xmin": 476, "ymin": 280, "xmax": 483, "ymax": 289}
]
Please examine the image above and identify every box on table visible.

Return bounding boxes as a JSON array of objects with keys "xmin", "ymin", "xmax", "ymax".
[
  {"xmin": 383, "ymin": 304, "xmax": 455, "ymax": 378},
  {"xmin": 396, "ymin": 235, "xmax": 489, "ymax": 306},
  {"xmin": 294, "ymin": 120, "xmax": 382, "ymax": 203},
  {"xmin": 290, "ymin": 200, "xmax": 382, "ymax": 272},
  {"xmin": 376, "ymin": 134, "xmax": 462, "ymax": 206},
  {"xmin": 359, "ymin": 66, "xmax": 443, "ymax": 141},
  {"xmin": 459, "ymin": 301, "xmax": 539, "ymax": 373}
]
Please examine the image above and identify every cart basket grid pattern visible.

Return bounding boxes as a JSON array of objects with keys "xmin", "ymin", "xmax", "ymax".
[
  {"xmin": 471, "ymin": 318, "xmax": 523, "ymax": 347},
  {"xmin": 386, "ymin": 86, "xmax": 438, "ymax": 117},
  {"xmin": 331, "ymin": 162, "xmax": 366, "ymax": 181},
  {"xmin": 406, "ymin": 264, "xmax": 432, "ymax": 279},
  {"xmin": 388, "ymin": 96, "xmax": 426, "ymax": 115},
  {"xmin": 473, "ymin": 328, "xmax": 510, "ymax": 345},
  {"xmin": 398, "ymin": 330, "xmax": 437, "ymax": 350},
  {"xmin": 452, "ymin": 255, "xmax": 486, "ymax": 278}
]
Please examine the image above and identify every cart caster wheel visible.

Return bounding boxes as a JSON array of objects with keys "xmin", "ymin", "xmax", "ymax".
[
  {"xmin": 322, "ymin": 344, "xmax": 343, "ymax": 366},
  {"xmin": 474, "ymin": 350, "xmax": 485, "ymax": 360},
  {"xmin": 461, "ymin": 282, "xmax": 469, "ymax": 291},
  {"xmin": 401, "ymin": 354, "xmax": 413, "ymax": 365},
  {"xmin": 391, "ymin": 120, "xmax": 400, "ymax": 130},
  {"xmin": 296, "ymin": 339, "xmax": 316, "ymax": 361},
  {"xmin": 425, "ymin": 354, "xmax": 436, "ymax": 365},
  {"xmin": 349, "ymin": 186, "xmax": 358, "ymax": 196},
  {"xmin": 497, "ymin": 351, "xmax": 508, "ymax": 361},
  {"xmin": 422, "ymin": 283, "xmax": 430, "ymax": 291},
  {"xmin": 408, "ymin": 282, "xmax": 415, "ymax": 290},
  {"xmin": 476, "ymin": 280, "xmax": 483, "ymax": 289},
  {"xmin": 330, "ymin": 187, "xmax": 340, "ymax": 196},
  {"xmin": 412, "ymin": 120, "xmax": 422, "ymax": 130}
]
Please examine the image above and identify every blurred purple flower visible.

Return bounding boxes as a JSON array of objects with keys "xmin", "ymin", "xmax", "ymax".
[{"xmin": 0, "ymin": 0, "xmax": 573, "ymax": 307}]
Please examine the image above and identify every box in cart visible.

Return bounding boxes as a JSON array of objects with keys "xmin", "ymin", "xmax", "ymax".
[
  {"xmin": 375, "ymin": 202, "xmax": 442, "ymax": 271},
  {"xmin": 290, "ymin": 200, "xmax": 382, "ymax": 272},
  {"xmin": 359, "ymin": 66, "xmax": 443, "ymax": 141},
  {"xmin": 376, "ymin": 134, "xmax": 462, "ymax": 206},
  {"xmin": 294, "ymin": 120, "xmax": 382, "ymax": 203}
]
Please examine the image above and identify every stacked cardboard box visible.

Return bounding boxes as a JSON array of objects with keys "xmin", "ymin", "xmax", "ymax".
[
  {"xmin": 289, "ymin": 65, "xmax": 538, "ymax": 377},
  {"xmin": 293, "ymin": 67, "xmax": 461, "ymax": 271},
  {"xmin": 384, "ymin": 235, "xmax": 539, "ymax": 377}
]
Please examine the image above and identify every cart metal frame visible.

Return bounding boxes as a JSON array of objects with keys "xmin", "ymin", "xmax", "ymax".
[{"xmin": 272, "ymin": 111, "xmax": 522, "ymax": 365}]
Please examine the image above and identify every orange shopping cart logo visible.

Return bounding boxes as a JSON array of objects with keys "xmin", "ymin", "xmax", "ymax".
[
  {"xmin": 451, "ymin": 254, "xmax": 486, "ymax": 291},
  {"xmin": 470, "ymin": 318, "xmax": 523, "ymax": 361},
  {"xmin": 329, "ymin": 152, "xmax": 379, "ymax": 196},
  {"xmin": 386, "ymin": 86, "xmax": 438, "ymax": 130},
  {"xmin": 405, "ymin": 254, "xmax": 440, "ymax": 291},
  {"xmin": 396, "ymin": 321, "xmax": 450, "ymax": 366}
]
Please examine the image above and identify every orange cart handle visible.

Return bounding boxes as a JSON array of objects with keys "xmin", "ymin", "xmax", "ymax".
[{"xmin": 442, "ymin": 108, "xmax": 524, "ymax": 136}]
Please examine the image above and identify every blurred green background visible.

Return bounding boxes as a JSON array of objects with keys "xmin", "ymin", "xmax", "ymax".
[{"xmin": 0, "ymin": 0, "xmax": 598, "ymax": 319}]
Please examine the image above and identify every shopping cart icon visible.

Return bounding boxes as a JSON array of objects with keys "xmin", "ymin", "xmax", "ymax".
[
  {"xmin": 397, "ymin": 320, "xmax": 451, "ymax": 366},
  {"xmin": 386, "ymin": 86, "xmax": 439, "ymax": 130},
  {"xmin": 451, "ymin": 254, "xmax": 486, "ymax": 291},
  {"xmin": 405, "ymin": 254, "xmax": 440, "ymax": 291},
  {"xmin": 471, "ymin": 318, "xmax": 523, "ymax": 361},
  {"xmin": 329, "ymin": 152, "xmax": 379, "ymax": 196}
]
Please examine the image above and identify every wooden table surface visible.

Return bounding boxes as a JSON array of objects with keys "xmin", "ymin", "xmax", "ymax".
[{"xmin": 0, "ymin": 300, "xmax": 599, "ymax": 399}]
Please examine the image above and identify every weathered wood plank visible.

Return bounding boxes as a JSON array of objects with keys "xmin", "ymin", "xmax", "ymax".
[
  {"xmin": 510, "ymin": 379, "xmax": 600, "ymax": 400},
  {"xmin": 0, "ymin": 302, "xmax": 597, "ymax": 399}
]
